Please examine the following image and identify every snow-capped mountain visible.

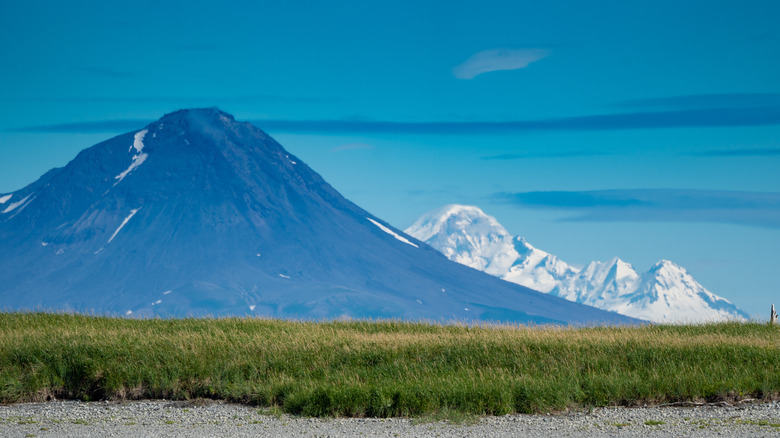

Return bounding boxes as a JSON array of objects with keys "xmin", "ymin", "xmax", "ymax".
[
  {"xmin": 551, "ymin": 257, "xmax": 640, "ymax": 309},
  {"xmin": 613, "ymin": 260, "xmax": 749, "ymax": 323},
  {"xmin": 406, "ymin": 205, "xmax": 577, "ymax": 293},
  {"xmin": 406, "ymin": 205, "xmax": 748, "ymax": 323},
  {"xmin": 0, "ymin": 109, "xmax": 636, "ymax": 325}
]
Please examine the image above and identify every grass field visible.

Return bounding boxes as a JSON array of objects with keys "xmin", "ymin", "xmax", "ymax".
[{"xmin": 1, "ymin": 313, "xmax": 778, "ymax": 417}]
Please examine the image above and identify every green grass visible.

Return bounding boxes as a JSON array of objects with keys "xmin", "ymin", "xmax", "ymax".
[
  {"xmin": 735, "ymin": 419, "xmax": 780, "ymax": 428},
  {"xmin": 0, "ymin": 313, "xmax": 778, "ymax": 417}
]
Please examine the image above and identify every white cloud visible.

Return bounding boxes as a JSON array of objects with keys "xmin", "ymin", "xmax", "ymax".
[{"xmin": 452, "ymin": 48, "xmax": 550, "ymax": 79}]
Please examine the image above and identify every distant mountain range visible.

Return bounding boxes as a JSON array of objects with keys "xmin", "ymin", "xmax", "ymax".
[
  {"xmin": 406, "ymin": 205, "xmax": 748, "ymax": 322},
  {"xmin": 0, "ymin": 108, "xmax": 636, "ymax": 325}
]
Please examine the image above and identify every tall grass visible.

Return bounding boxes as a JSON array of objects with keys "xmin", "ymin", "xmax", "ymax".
[{"xmin": 1, "ymin": 313, "xmax": 777, "ymax": 416}]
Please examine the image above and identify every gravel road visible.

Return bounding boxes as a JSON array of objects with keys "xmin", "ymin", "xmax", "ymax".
[{"xmin": 1, "ymin": 400, "xmax": 779, "ymax": 437}]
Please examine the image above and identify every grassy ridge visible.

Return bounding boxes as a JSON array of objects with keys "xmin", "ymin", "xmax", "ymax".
[{"xmin": 0, "ymin": 313, "xmax": 778, "ymax": 416}]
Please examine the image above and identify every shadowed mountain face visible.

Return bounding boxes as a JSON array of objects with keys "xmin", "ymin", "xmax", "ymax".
[{"xmin": 0, "ymin": 108, "xmax": 636, "ymax": 324}]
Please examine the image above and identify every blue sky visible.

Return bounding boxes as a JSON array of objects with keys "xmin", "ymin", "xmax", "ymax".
[{"xmin": 1, "ymin": 0, "xmax": 779, "ymax": 318}]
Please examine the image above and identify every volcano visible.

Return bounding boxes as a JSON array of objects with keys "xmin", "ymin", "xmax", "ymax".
[{"xmin": 0, "ymin": 108, "xmax": 636, "ymax": 324}]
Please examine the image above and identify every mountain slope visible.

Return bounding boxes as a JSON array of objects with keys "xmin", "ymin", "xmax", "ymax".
[
  {"xmin": 406, "ymin": 204, "xmax": 748, "ymax": 322},
  {"xmin": 0, "ymin": 109, "xmax": 635, "ymax": 325}
]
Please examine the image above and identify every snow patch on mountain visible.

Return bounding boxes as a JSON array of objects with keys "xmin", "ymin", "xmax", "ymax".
[
  {"xmin": 114, "ymin": 129, "xmax": 149, "ymax": 185},
  {"xmin": 0, "ymin": 194, "xmax": 11, "ymax": 204},
  {"xmin": 114, "ymin": 154, "xmax": 148, "ymax": 184},
  {"xmin": 132, "ymin": 129, "xmax": 148, "ymax": 153},
  {"xmin": 2, "ymin": 194, "xmax": 34, "ymax": 215},
  {"xmin": 108, "ymin": 208, "xmax": 140, "ymax": 243},
  {"xmin": 407, "ymin": 205, "xmax": 748, "ymax": 323},
  {"xmin": 367, "ymin": 217, "xmax": 419, "ymax": 248}
]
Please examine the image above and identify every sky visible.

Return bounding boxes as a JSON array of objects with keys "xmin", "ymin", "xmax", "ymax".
[{"xmin": 1, "ymin": 0, "xmax": 779, "ymax": 318}]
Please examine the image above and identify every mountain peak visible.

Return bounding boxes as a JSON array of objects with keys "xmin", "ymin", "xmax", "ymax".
[
  {"xmin": 405, "ymin": 204, "xmax": 509, "ymax": 244},
  {"xmin": 405, "ymin": 204, "xmax": 513, "ymax": 275},
  {"xmin": 645, "ymin": 260, "xmax": 690, "ymax": 281},
  {"xmin": 417, "ymin": 204, "xmax": 490, "ymax": 221},
  {"xmin": 407, "ymin": 205, "xmax": 577, "ymax": 293},
  {"xmin": 160, "ymin": 107, "xmax": 235, "ymax": 123},
  {"xmin": 147, "ymin": 108, "xmax": 266, "ymax": 148},
  {"xmin": 410, "ymin": 204, "xmax": 748, "ymax": 323},
  {"xmin": 144, "ymin": 108, "xmax": 239, "ymax": 137},
  {"xmin": 652, "ymin": 259, "xmax": 679, "ymax": 270},
  {"xmin": 416, "ymin": 204, "xmax": 493, "ymax": 225},
  {"xmin": 609, "ymin": 257, "xmax": 638, "ymax": 279}
]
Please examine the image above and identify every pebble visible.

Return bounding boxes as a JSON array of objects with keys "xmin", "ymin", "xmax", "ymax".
[{"xmin": 0, "ymin": 400, "xmax": 779, "ymax": 437}]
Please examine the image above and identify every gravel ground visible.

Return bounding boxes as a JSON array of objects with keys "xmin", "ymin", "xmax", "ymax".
[{"xmin": 1, "ymin": 399, "xmax": 779, "ymax": 437}]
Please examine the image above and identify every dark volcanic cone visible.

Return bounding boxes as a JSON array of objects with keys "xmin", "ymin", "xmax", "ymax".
[{"xmin": 0, "ymin": 108, "xmax": 637, "ymax": 324}]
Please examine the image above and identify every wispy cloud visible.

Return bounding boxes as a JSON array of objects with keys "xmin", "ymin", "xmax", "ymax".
[
  {"xmin": 482, "ymin": 151, "xmax": 607, "ymax": 160},
  {"xmin": 687, "ymin": 148, "xmax": 780, "ymax": 157},
  {"xmin": 11, "ymin": 120, "xmax": 151, "ymax": 133},
  {"xmin": 253, "ymin": 107, "xmax": 780, "ymax": 133},
  {"xmin": 2, "ymin": 94, "xmax": 341, "ymax": 105},
  {"xmin": 496, "ymin": 189, "xmax": 780, "ymax": 229},
  {"xmin": 453, "ymin": 49, "xmax": 549, "ymax": 79},
  {"xmin": 614, "ymin": 93, "xmax": 780, "ymax": 109},
  {"xmin": 331, "ymin": 143, "xmax": 374, "ymax": 152},
  {"xmin": 12, "ymin": 107, "xmax": 780, "ymax": 134}
]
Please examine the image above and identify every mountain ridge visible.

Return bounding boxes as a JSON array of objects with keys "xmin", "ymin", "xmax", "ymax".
[{"xmin": 406, "ymin": 204, "xmax": 748, "ymax": 322}]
